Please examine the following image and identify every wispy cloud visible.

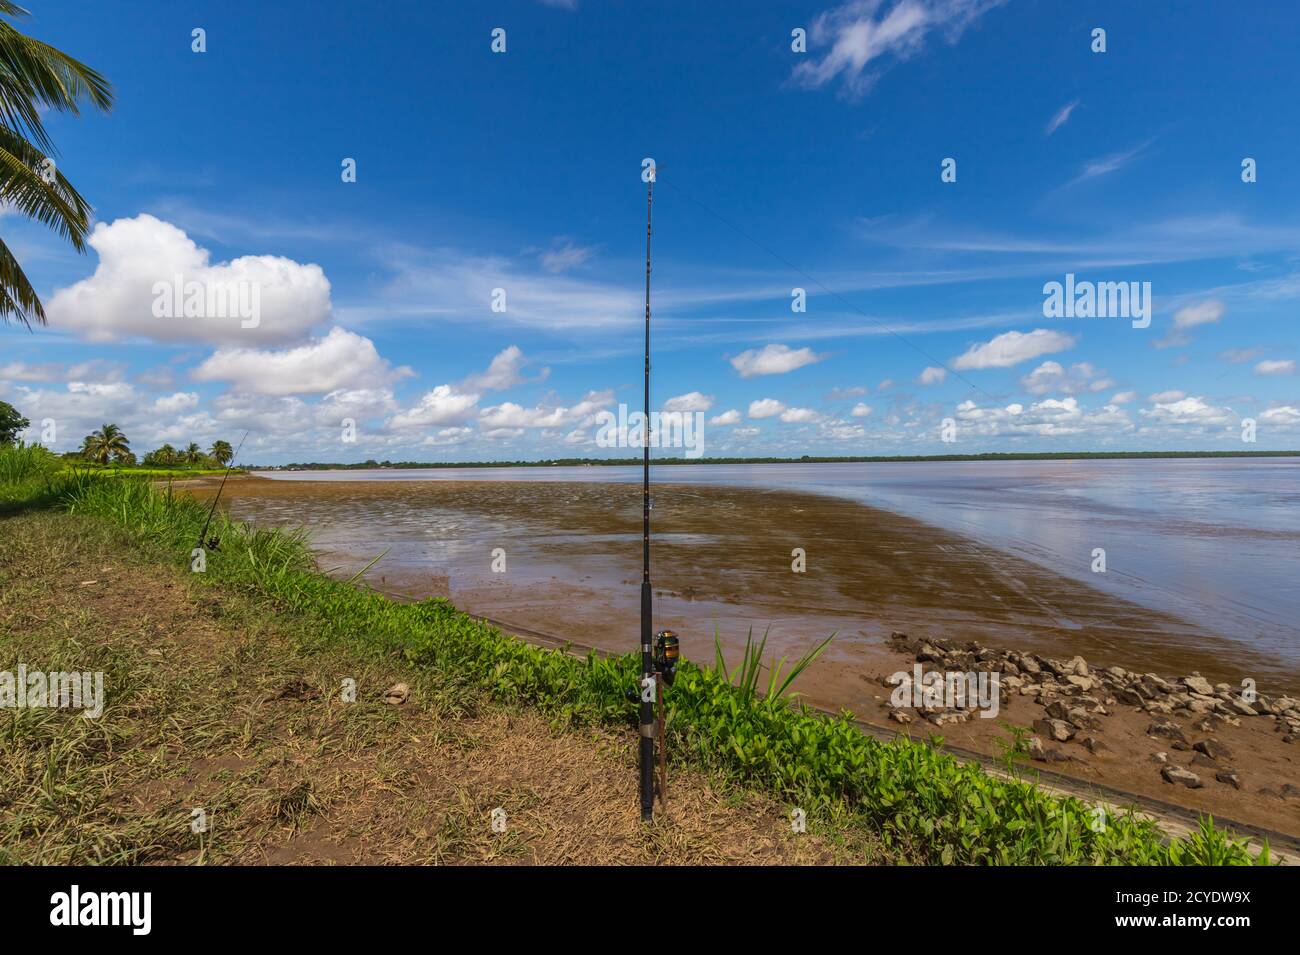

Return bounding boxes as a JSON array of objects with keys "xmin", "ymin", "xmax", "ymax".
[
  {"xmin": 792, "ymin": 0, "xmax": 1006, "ymax": 99},
  {"xmin": 1045, "ymin": 98, "xmax": 1079, "ymax": 136},
  {"xmin": 1066, "ymin": 139, "xmax": 1156, "ymax": 186}
]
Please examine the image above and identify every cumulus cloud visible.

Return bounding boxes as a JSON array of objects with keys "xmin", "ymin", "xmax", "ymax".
[
  {"xmin": 779, "ymin": 407, "xmax": 820, "ymax": 423},
  {"xmin": 1140, "ymin": 395, "xmax": 1233, "ymax": 427},
  {"xmin": 1110, "ymin": 390, "xmax": 1136, "ymax": 405},
  {"xmin": 462, "ymin": 345, "xmax": 547, "ymax": 391},
  {"xmin": 709, "ymin": 409, "xmax": 741, "ymax": 425},
  {"xmin": 1020, "ymin": 360, "xmax": 1114, "ymax": 395},
  {"xmin": 730, "ymin": 344, "xmax": 823, "ymax": 378},
  {"xmin": 955, "ymin": 396, "xmax": 1133, "ymax": 438},
  {"xmin": 952, "ymin": 329, "xmax": 1076, "ymax": 370},
  {"xmin": 192, "ymin": 327, "xmax": 412, "ymax": 396},
  {"xmin": 389, "ymin": 385, "xmax": 481, "ymax": 429},
  {"xmin": 1148, "ymin": 390, "xmax": 1186, "ymax": 403},
  {"xmin": 663, "ymin": 391, "xmax": 713, "ymax": 413},
  {"xmin": 478, "ymin": 390, "xmax": 613, "ymax": 430},
  {"xmin": 748, "ymin": 398, "xmax": 786, "ymax": 419},
  {"xmin": 851, "ymin": 402, "xmax": 873, "ymax": 417},
  {"xmin": 917, "ymin": 366, "xmax": 947, "ymax": 385},
  {"xmin": 1254, "ymin": 359, "xmax": 1295, "ymax": 376},
  {"xmin": 45, "ymin": 214, "xmax": 332, "ymax": 345}
]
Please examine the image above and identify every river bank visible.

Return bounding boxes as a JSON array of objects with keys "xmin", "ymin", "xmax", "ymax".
[{"xmin": 191, "ymin": 475, "xmax": 1300, "ymax": 837}]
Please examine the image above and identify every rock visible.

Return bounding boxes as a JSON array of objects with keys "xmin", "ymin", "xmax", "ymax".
[
  {"xmin": 1081, "ymin": 736, "xmax": 1108, "ymax": 754},
  {"xmin": 1225, "ymin": 698, "xmax": 1258, "ymax": 717},
  {"xmin": 1044, "ymin": 700, "xmax": 1072, "ymax": 721},
  {"xmin": 1034, "ymin": 718, "xmax": 1075, "ymax": 742},
  {"xmin": 1106, "ymin": 666, "xmax": 1128, "ymax": 680},
  {"xmin": 1281, "ymin": 784, "xmax": 1300, "ymax": 801},
  {"xmin": 1067, "ymin": 655, "xmax": 1089, "ymax": 677},
  {"xmin": 1066, "ymin": 674, "xmax": 1094, "ymax": 692},
  {"xmin": 1026, "ymin": 736, "xmax": 1046, "ymax": 760},
  {"xmin": 1147, "ymin": 720, "xmax": 1187, "ymax": 743},
  {"xmin": 917, "ymin": 644, "xmax": 942, "ymax": 662},
  {"xmin": 889, "ymin": 710, "xmax": 913, "ymax": 725},
  {"xmin": 1183, "ymin": 674, "xmax": 1214, "ymax": 696},
  {"xmin": 1150, "ymin": 751, "xmax": 1168, "ymax": 764},
  {"xmin": 1215, "ymin": 770, "xmax": 1242, "ymax": 790},
  {"xmin": 383, "ymin": 682, "xmax": 409, "ymax": 705},
  {"xmin": 1161, "ymin": 766, "xmax": 1203, "ymax": 789},
  {"xmin": 1114, "ymin": 687, "xmax": 1145, "ymax": 706},
  {"xmin": 1171, "ymin": 740, "xmax": 1191, "ymax": 751},
  {"xmin": 1191, "ymin": 752, "xmax": 1218, "ymax": 769},
  {"xmin": 1019, "ymin": 656, "xmax": 1042, "ymax": 675},
  {"xmin": 1193, "ymin": 738, "xmax": 1232, "ymax": 760}
]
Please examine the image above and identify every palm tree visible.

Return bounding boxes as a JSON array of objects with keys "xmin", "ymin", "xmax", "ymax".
[
  {"xmin": 81, "ymin": 423, "xmax": 128, "ymax": 465},
  {"xmin": 182, "ymin": 442, "xmax": 203, "ymax": 465},
  {"xmin": 0, "ymin": 2, "xmax": 113, "ymax": 329},
  {"xmin": 209, "ymin": 439, "xmax": 233, "ymax": 466}
]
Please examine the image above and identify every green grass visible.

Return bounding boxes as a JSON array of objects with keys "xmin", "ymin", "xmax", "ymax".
[{"xmin": 0, "ymin": 452, "xmax": 1271, "ymax": 865}]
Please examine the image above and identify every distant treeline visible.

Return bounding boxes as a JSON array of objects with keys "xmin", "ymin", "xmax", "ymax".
[{"xmin": 257, "ymin": 450, "xmax": 1300, "ymax": 470}]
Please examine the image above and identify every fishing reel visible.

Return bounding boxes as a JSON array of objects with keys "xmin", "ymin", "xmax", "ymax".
[{"xmin": 654, "ymin": 629, "xmax": 680, "ymax": 687}]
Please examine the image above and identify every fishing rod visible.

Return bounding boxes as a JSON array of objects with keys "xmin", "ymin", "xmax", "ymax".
[
  {"xmin": 196, "ymin": 430, "xmax": 249, "ymax": 552},
  {"xmin": 637, "ymin": 164, "xmax": 681, "ymax": 823},
  {"xmin": 639, "ymin": 166, "xmax": 656, "ymax": 822}
]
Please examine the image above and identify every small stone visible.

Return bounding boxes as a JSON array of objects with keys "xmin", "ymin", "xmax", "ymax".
[
  {"xmin": 1147, "ymin": 720, "xmax": 1187, "ymax": 743},
  {"xmin": 1183, "ymin": 675, "xmax": 1214, "ymax": 696},
  {"xmin": 1161, "ymin": 766, "xmax": 1203, "ymax": 789},
  {"xmin": 1033, "ymin": 718, "xmax": 1075, "ymax": 742},
  {"xmin": 1150, "ymin": 751, "xmax": 1168, "ymax": 764},
  {"xmin": 889, "ymin": 710, "xmax": 913, "ymax": 725},
  {"xmin": 1081, "ymin": 736, "xmax": 1107, "ymax": 754},
  {"xmin": 1225, "ymin": 698, "xmax": 1258, "ymax": 717},
  {"xmin": 1215, "ymin": 771, "xmax": 1242, "ymax": 790},
  {"xmin": 1193, "ymin": 738, "xmax": 1232, "ymax": 760},
  {"xmin": 383, "ymin": 682, "xmax": 409, "ymax": 705}
]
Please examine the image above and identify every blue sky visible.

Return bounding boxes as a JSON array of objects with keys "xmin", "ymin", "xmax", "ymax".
[{"xmin": 2, "ymin": 0, "xmax": 1298, "ymax": 463}]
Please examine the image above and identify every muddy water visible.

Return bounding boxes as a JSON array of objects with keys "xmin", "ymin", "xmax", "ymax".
[{"xmin": 207, "ymin": 473, "xmax": 1298, "ymax": 698}]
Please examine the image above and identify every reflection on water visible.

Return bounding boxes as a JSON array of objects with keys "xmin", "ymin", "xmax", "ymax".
[{"xmin": 252, "ymin": 457, "xmax": 1300, "ymax": 671}]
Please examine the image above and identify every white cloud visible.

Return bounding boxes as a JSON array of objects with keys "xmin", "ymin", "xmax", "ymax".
[
  {"xmin": 45, "ymin": 214, "xmax": 332, "ymax": 345},
  {"xmin": 792, "ymin": 0, "xmax": 1006, "ymax": 99},
  {"xmin": 1045, "ymin": 99, "xmax": 1078, "ymax": 136},
  {"xmin": 779, "ymin": 407, "xmax": 820, "ymax": 423},
  {"xmin": 952, "ymin": 329, "xmax": 1076, "ymax": 370},
  {"xmin": 539, "ymin": 239, "xmax": 595, "ymax": 273},
  {"xmin": 709, "ymin": 409, "xmax": 741, "ymax": 425},
  {"xmin": 478, "ymin": 390, "xmax": 613, "ymax": 430},
  {"xmin": 1147, "ymin": 390, "xmax": 1186, "ymax": 403},
  {"xmin": 462, "ymin": 345, "xmax": 546, "ymax": 391},
  {"xmin": 1254, "ymin": 359, "xmax": 1295, "ymax": 376},
  {"xmin": 955, "ymin": 396, "xmax": 1133, "ymax": 437},
  {"xmin": 851, "ymin": 402, "xmax": 873, "ymax": 417},
  {"xmin": 1260, "ymin": 406, "xmax": 1300, "ymax": 426},
  {"xmin": 917, "ymin": 366, "xmax": 947, "ymax": 385},
  {"xmin": 1173, "ymin": 299, "xmax": 1225, "ymax": 329},
  {"xmin": 730, "ymin": 343, "xmax": 823, "ymax": 378},
  {"xmin": 748, "ymin": 398, "xmax": 787, "ymax": 419},
  {"xmin": 1140, "ymin": 396, "xmax": 1233, "ymax": 427},
  {"xmin": 192, "ymin": 327, "xmax": 412, "ymax": 396},
  {"xmin": 663, "ymin": 391, "xmax": 713, "ymax": 413},
  {"xmin": 389, "ymin": 385, "xmax": 481, "ymax": 429},
  {"xmin": 1020, "ymin": 360, "xmax": 1113, "ymax": 395},
  {"xmin": 152, "ymin": 392, "xmax": 199, "ymax": 415},
  {"xmin": 1110, "ymin": 390, "xmax": 1136, "ymax": 405}
]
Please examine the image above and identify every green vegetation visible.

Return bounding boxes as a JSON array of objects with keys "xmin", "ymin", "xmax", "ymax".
[
  {"xmin": 0, "ymin": 448, "xmax": 1268, "ymax": 865},
  {"xmin": 0, "ymin": 1, "xmax": 114, "ymax": 329}
]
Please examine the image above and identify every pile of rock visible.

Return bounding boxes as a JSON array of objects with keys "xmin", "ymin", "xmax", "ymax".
[{"xmin": 884, "ymin": 631, "xmax": 1300, "ymax": 793}]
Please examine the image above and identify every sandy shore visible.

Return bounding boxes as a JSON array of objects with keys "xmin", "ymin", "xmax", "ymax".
[{"xmin": 190, "ymin": 475, "xmax": 1300, "ymax": 836}]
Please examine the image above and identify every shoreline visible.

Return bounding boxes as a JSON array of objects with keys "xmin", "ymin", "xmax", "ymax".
[{"xmin": 188, "ymin": 475, "xmax": 1300, "ymax": 836}]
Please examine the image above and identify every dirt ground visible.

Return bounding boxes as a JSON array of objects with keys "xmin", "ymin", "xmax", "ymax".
[{"xmin": 0, "ymin": 510, "xmax": 885, "ymax": 865}]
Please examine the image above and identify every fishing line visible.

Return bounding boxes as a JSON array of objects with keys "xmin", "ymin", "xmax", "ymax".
[{"xmin": 196, "ymin": 430, "xmax": 249, "ymax": 552}]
